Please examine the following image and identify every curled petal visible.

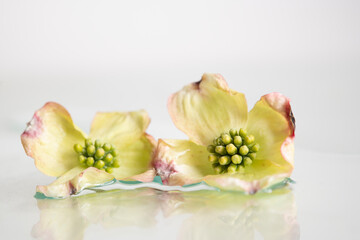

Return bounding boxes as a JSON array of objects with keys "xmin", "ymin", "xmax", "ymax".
[
  {"xmin": 168, "ymin": 73, "xmax": 248, "ymax": 146},
  {"xmin": 262, "ymin": 93, "xmax": 295, "ymax": 136},
  {"xmin": 112, "ymin": 134, "xmax": 156, "ymax": 180},
  {"xmin": 21, "ymin": 102, "xmax": 87, "ymax": 177},
  {"xmin": 247, "ymin": 93, "xmax": 295, "ymax": 168},
  {"xmin": 204, "ymin": 160, "xmax": 291, "ymax": 194},
  {"xmin": 36, "ymin": 167, "xmax": 115, "ymax": 198},
  {"xmin": 127, "ymin": 169, "xmax": 156, "ymax": 182},
  {"xmin": 153, "ymin": 139, "xmax": 214, "ymax": 185},
  {"xmin": 89, "ymin": 110, "xmax": 150, "ymax": 146}
]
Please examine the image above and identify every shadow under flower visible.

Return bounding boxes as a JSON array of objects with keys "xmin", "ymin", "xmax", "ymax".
[{"xmin": 32, "ymin": 188, "xmax": 299, "ymax": 240}]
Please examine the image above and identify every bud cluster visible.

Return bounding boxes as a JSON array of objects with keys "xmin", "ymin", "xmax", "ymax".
[
  {"xmin": 73, "ymin": 138, "xmax": 120, "ymax": 173},
  {"xmin": 207, "ymin": 128, "xmax": 260, "ymax": 174}
]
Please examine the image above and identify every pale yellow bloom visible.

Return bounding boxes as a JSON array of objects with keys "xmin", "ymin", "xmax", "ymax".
[
  {"xmin": 153, "ymin": 73, "xmax": 295, "ymax": 194},
  {"xmin": 21, "ymin": 102, "xmax": 156, "ymax": 198}
]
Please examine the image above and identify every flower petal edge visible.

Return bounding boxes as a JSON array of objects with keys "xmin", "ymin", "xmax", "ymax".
[
  {"xmin": 153, "ymin": 139, "xmax": 215, "ymax": 186},
  {"xmin": 36, "ymin": 166, "xmax": 115, "ymax": 198},
  {"xmin": 168, "ymin": 73, "xmax": 248, "ymax": 146},
  {"xmin": 21, "ymin": 102, "xmax": 87, "ymax": 177}
]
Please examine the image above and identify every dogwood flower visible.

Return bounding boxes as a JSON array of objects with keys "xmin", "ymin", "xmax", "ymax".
[
  {"xmin": 21, "ymin": 102, "xmax": 156, "ymax": 198},
  {"xmin": 153, "ymin": 73, "xmax": 295, "ymax": 194}
]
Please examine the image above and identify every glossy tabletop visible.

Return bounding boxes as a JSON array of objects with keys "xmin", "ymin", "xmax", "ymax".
[
  {"xmin": 1, "ymin": 136, "xmax": 359, "ymax": 239},
  {"xmin": 1, "ymin": 0, "xmax": 359, "ymax": 239}
]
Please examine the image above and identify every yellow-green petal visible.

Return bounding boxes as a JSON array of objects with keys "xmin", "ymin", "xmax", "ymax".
[
  {"xmin": 247, "ymin": 92, "xmax": 295, "ymax": 168},
  {"xmin": 36, "ymin": 166, "xmax": 115, "ymax": 198},
  {"xmin": 111, "ymin": 134, "xmax": 156, "ymax": 180},
  {"xmin": 203, "ymin": 159, "xmax": 291, "ymax": 193},
  {"xmin": 21, "ymin": 102, "xmax": 87, "ymax": 177},
  {"xmin": 153, "ymin": 139, "xmax": 215, "ymax": 185},
  {"xmin": 89, "ymin": 110, "xmax": 150, "ymax": 147},
  {"xmin": 168, "ymin": 73, "xmax": 248, "ymax": 146}
]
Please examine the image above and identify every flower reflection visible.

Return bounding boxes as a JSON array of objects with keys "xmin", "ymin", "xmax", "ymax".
[
  {"xmin": 33, "ymin": 188, "xmax": 299, "ymax": 240},
  {"xmin": 161, "ymin": 189, "xmax": 299, "ymax": 240},
  {"xmin": 32, "ymin": 188, "xmax": 161, "ymax": 240},
  {"xmin": 32, "ymin": 196, "xmax": 87, "ymax": 240}
]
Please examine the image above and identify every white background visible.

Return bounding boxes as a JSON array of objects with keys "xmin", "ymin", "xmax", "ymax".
[
  {"xmin": 1, "ymin": 0, "xmax": 359, "ymax": 154},
  {"xmin": 0, "ymin": 0, "xmax": 359, "ymax": 239}
]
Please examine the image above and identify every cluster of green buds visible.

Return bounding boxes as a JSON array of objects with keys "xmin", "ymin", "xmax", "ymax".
[
  {"xmin": 207, "ymin": 128, "xmax": 260, "ymax": 174},
  {"xmin": 73, "ymin": 138, "xmax": 120, "ymax": 173}
]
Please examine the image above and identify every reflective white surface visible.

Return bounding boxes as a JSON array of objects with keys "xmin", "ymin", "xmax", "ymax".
[
  {"xmin": 1, "ymin": 0, "xmax": 359, "ymax": 155},
  {"xmin": 32, "ymin": 189, "xmax": 298, "ymax": 240},
  {"xmin": 1, "ymin": 144, "xmax": 359, "ymax": 239},
  {"xmin": 1, "ymin": 0, "xmax": 360, "ymax": 239}
]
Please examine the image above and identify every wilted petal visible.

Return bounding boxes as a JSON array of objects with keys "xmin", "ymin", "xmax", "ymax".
[
  {"xmin": 153, "ymin": 139, "xmax": 215, "ymax": 185},
  {"xmin": 128, "ymin": 169, "xmax": 157, "ymax": 182},
  {"xmin": 112, "ymin": 134, "xmax": 156, "ymax": 180},
  {"xmin": 21, "ymin": 102, "xmax": 87, "ymax": 177},
  {"xmin": 36, "ymin": 166, "xmax": 115, "ymax": 198},
  {"xmin": 247, "ymin": 92, "xmax": 295, "ymax": 168},
  {"xmin": 168, "ymin": 73, "xmax": 248, "ymax": 146},
  {"xmin": 89, "ymin": 110, "xmax": 150, "ymax": 146},
  {"xmin": 203, "ymin": 160, "xmax": 291, "ymax": 194}
]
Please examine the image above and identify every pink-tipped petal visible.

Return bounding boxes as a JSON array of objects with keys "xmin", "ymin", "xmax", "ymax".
[
  {"xmin": 247, "ymin": 92, "xmax": 295, "ymax": 168},
  {"xmin": 126, "ymin": 169, "xmax": 156, "ymax": 182},
  {"xmin": 36, "ymin": 167, "xmax": 115, "ymax": 198},
  {"xmin": 262, "ymin": 92, "xmax": 295, "ymax": 137},
  {"xmin": 281, "ymin": 136, "xmax": 295, "ymax": 167},
  {"xmin": 168, "ymin": 73, "xmax": 248, "ymax": 146},
  {"xmin": 21, "ymin": 102, "xmax": 87, "ymax": 177},
  {"xmin": 153, "ymin": 139, "xmax": 214, "ymax": 186}
]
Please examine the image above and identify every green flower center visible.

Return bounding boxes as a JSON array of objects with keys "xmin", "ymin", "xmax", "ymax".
[
  {"xmin": 73, "ymin": 138, "xmax": 120, "ymax": 173},
  {"xmin": 207, "ymin": 128, "xmax": 260, "ymax": 174}
]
